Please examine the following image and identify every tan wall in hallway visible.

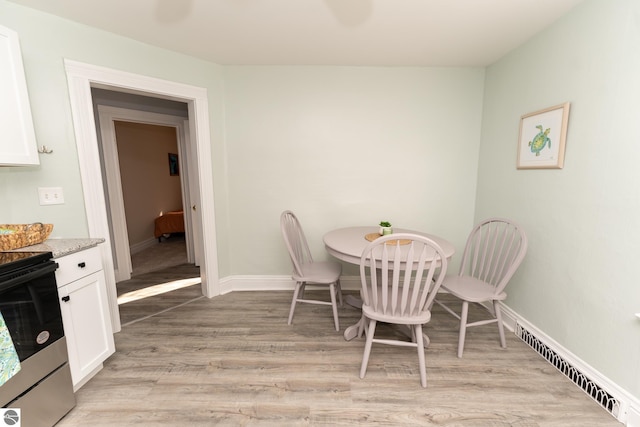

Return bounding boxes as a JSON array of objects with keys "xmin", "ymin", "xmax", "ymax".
[{"xmin": 115, "ymin": 121, "xmax": 183, "ymax": 246}]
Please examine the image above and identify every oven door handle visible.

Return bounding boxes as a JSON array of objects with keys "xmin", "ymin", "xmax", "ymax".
[{"xmin": 0, "ymin": 261, "xmax": 59, "ymax": 293}]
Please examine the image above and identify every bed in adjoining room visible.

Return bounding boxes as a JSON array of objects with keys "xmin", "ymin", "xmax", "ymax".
[{"xmin": 154, "ymin": 210, "xmax": 185, "ymax": 241}]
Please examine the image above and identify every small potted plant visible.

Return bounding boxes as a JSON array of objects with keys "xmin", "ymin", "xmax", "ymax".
[{"xmin": 379, "ymin": 221, "xmax": 393, "ymax": 236}]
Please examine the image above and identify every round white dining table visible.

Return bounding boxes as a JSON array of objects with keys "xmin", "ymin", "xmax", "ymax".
[
  {"xmin": 324, "ymin": 226, "xmax": 455, "ymax": 265},
  {"xmin": 323, "ymin": 226, "xmax": 456, "ymax": 341}
]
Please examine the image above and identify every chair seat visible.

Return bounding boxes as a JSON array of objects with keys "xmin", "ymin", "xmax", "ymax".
[
  {"xmin": 295, "ymin": 261, "xmax": 342, "ymax": 284},
  {"xmin": 441, "ymin": 275, "xmax": 507, "ymax": 303}
]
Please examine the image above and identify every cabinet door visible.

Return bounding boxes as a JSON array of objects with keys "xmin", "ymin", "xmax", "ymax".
[
  {"xmin": 0, "ymin": 24, "xmax": 39, "ymax": 166},
  {"xmin": 58, "ymin": 270, "xmax": 115, "ymax": 386}
]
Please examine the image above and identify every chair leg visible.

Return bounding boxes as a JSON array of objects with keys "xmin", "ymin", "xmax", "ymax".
[
  {"xmin": 287, "ymin": 282, "xmax": 302, "ymax": 325},
  {"xmin": 457, "ymin": 301, "xmax": 469, "ymax": 358},
  {"xmin": 298, "ymin": 282, "xmax": 306, "ymax": 299},
  {"xmin": 336, "ymin": 279, "xmax": 344, "ymax": 307},
  {"xmin": 494, "ymin": 300, "xmax": 506, "ymax": 348},
  {"xmin": 415, "ymin": 324, "xmax": 427, "ymax": 388},
  {"xmin": 357, "ymin": 314, "xmax": 366, "ymax": 338},
  {"xmin": 359, "ymin": 318, "xmax": 377, "ymax": 379},
  {"xmin": 329, "ymin": 283, "xmax": 340, "ymax": 331}
]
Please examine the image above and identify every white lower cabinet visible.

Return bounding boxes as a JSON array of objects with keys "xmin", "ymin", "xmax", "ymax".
[{"xmin": 55, "ymin": 246, "xmax": 115, "ymax": 389}]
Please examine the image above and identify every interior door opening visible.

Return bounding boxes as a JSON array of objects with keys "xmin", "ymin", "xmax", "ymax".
[
  {"xmin": 93, "ymin": 98, "xmax": 202, "ymax": 325},
  {"xmin": 65, "ymin": 59, "xmax": 220, "ymax": 334},
  {"xmin": 94, "ymin": 99, "xmax": 199, "ymax": 283}
]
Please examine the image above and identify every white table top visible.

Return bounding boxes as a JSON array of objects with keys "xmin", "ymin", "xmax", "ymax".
[{"xmin": 323, "ymin": 226, "xmax": 455, "ymax": 265}]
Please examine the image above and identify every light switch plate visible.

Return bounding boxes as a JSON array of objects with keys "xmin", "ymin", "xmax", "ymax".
[{"xmin": 38, "ymin": 187, "xmax": 65, "ymax": 205}]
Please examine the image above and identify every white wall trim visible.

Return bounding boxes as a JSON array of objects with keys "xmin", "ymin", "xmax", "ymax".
[
  {"xmin": 499, "ymin": 302, "xmax": 639, "ymax": 425},
  {"xmin": 129, "ymin": 237, "xmax": 158, "ymax": 255},
  {"xmin": 64, "ymin": 59, "xmax": 221, "ymax": 333},
  {"xmin": 218, "ymin": 274, "xmax": 361, "ymax": 295},
  {"xmin": 628, "ymin": 407, "xmax": 640, "ymax": 427},
  {"xmin": 97, "ymin": 106, "xmax": 133, "ymax": 282}
]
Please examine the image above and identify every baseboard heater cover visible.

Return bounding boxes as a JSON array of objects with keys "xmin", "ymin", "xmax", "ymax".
[{"xmin": 515, "ymin": 323, "xmax": 620, "ymax": 419}]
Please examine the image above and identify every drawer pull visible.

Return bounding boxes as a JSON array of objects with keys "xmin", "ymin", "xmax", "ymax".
[
  {"xmin": 78, "ymin": 262, "xmax": 86, "ymax": 268},
  {"xmin": 61, "ymin": 296, "xmax": 70, "ymax": 302}
]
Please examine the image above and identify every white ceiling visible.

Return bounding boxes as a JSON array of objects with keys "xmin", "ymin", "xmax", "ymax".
[{"xmin": 9, "ymin": 0, "xmax": 585, "ymax": 66}]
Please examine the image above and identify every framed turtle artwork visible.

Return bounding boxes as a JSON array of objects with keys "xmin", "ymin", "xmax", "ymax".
[{"xmin": 517, "ymin": 102, "xmax": 570, "ymax": 169}]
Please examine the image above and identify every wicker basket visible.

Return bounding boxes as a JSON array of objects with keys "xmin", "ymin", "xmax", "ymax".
[{"xmin": 0, "ymin": 223, "xmax": 53, "ymax": 251}]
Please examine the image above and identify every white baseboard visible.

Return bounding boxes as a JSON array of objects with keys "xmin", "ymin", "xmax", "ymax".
[
  {"xmin": 499, "ymin": 302, "xmax": 639, "ymax": 425},
  {"xmin": 129, "ymin": 237, "xmax": 158, "ymax": 255},
  {"xmin": 219, "ymin": 274, "xmax": 361, "ymax": 294},
  {"xmin": 215, "ymin": 274, "xmax": 638, "ymax": 425},
  {"xmin": 628, "ymin": 407, "xmax": 640, "ymax": 427}
]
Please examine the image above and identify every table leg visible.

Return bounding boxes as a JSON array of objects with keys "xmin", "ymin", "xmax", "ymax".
[
  {"xmin": 343, "ymin": 317, "xmax": 363, "ymax": 341},
  {"xmin": 345, "ymin": 294, "xmax": 362, "ymax": 309},
  {"xmin": 343, "ymin": 293, "xmax": 364, "ymax": 341},
  {"xmin": 343, "ymin": 316, "xmax": 430, "ymax": 347},
  {"xmin": 423, "ymin": 331, "xmax": 431, "ymax": 347}
]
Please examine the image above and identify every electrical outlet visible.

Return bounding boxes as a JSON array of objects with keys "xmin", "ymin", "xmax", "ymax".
[{"xmin": 38, "ymin": 187, "xmax": 65, "ymax": 205}]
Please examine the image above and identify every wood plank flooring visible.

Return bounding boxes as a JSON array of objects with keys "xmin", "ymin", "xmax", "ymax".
[
  {"xmin": 57, "ymin": 281, "xmax": 620, "ymax": 426},
  {"xmin": 116, "ymin": 263, "xmax": 202, "ymax": 326}
]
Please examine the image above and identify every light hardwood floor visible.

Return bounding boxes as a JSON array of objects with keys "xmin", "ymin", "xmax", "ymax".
[
  {"xmin": 129, "ymin": 234, "xmax": 187, "ymax": 277},
  {"xmin": 116, "ymin": 263, "xmax": 202, "ymax": 326},
  {"xmin": 57, "ymin": 280, "xmax": 620, "ymax": 426}
]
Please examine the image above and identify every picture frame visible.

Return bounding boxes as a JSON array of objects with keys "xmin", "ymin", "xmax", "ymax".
[
  {"xmin": 168, "ymin": 153, "xmax": 179, "ymax": 176},
  {"xmin": 517, "ymin": 102, "xmax": 570, "ymax": 169}
]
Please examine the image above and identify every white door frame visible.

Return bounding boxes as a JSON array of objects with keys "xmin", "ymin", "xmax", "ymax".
[
  {"xmin": 97, "ymin": 106, "xmax": 197, "ymax": 282},
  {"xmin": 65, "ymin": 60, "xmax": 220, "ymax": 333},
  {"xmin": 182, "ymin": 119, "xmax": 203, "ymax": 266}
]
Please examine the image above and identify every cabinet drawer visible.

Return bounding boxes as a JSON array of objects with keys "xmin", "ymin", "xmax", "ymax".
[{"xmin": 55, "ymin": 246, "xmax": 102, "ymax": 287}]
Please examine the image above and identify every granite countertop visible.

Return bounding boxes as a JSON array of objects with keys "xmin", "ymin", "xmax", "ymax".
[{"xmin": 10, "ymin": 238, "xmax": 105, "ymax": 258}]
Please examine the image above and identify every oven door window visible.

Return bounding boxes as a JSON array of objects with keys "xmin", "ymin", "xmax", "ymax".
[{"xmin": 0, "ymin": 264, "xmax": 64, "ymax": 361}]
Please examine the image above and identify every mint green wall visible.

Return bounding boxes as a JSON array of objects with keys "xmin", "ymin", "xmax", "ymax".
[
  {"xmin": 0, "ymin": 2, "xmax": 483, "ymax": 279},
  {"xmin": 0, "ymin": 1, "xmax": 231, "ymax": 275},
  {"xmin": 479, "ymin": 0, "xmax": 640, "ymax": 397},
  {"xmin": 223, "ymin": 66, "xmax": 484, "ymax": 275},
  {"xmin": 4, "ymin": 0, "xmax": 635, "ymax": 402}
]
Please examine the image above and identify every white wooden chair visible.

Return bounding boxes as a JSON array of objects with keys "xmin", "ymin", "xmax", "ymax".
[
  {"xmin": 359, "ymin": 233, "xmax": 448, "ymax": 388},
  {"xmin": 280, "ymin": 210, "xmax": 343, "ymax": 331},
  {"xmin": 435, "ymin": 218, "xmax": 528, "ymax": 358}
]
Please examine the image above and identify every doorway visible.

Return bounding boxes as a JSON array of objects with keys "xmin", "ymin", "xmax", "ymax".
[
  {"xmin": 95, "ymin": 102, "xmax": 198, "ymax": 283},
  {"xmin": 65, "ymin": 60, "xmax": 220, "ymax": 333}
]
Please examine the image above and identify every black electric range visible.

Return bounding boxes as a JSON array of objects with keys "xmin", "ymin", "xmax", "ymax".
[
  {"xmin": 0, "ymin": 249, "xmax": 76, "ymax": 426},
  {"xmin": 0, "ymin": 251, "xmax": 54, "ymax": 278}
]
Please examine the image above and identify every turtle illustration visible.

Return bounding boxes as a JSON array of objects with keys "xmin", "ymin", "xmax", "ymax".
[{"xmin": 528, "ymin": 125, "xmax": 551, "ymax": 156}]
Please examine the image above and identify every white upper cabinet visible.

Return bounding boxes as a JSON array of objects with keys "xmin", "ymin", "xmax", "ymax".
[{"xmin": 0, "ymin": 24, "xmax": 39, "ymax": 166}]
